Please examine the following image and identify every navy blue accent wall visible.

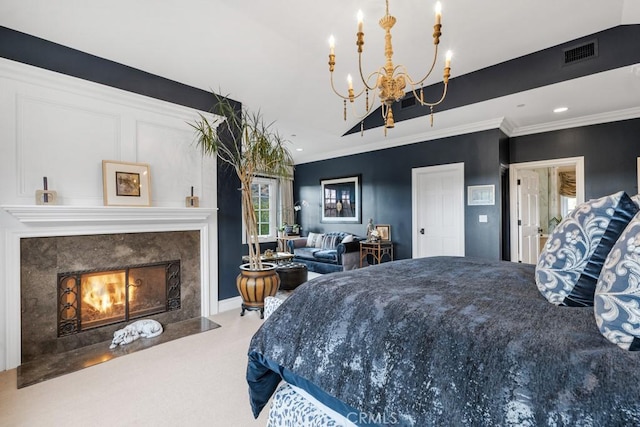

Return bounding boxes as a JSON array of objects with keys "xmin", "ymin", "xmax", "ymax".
[
  {"xmin": 499, "ymin": 132, "xmax": 511, "ymax": 260},
  {"xmin": 510, "ymin": 118, "xmax": 640, "ymax": 198},
  {"xmin": 0, "ymin": 26, "xmax": 244, "ymax": 301},
  {"xmin": 295, "ymin": 129, "xmax": 506, "ymax": 261},
  {"xmin": 297, "ymin": 118, "xmax": 640, "ymax": 263},
  {"xmin": 216, "ymin": 169, "xmax": 243, "ymax": 301},
  {"xmin": 0, "ymin": 27, "xmax": 238, "ymax": 113}
]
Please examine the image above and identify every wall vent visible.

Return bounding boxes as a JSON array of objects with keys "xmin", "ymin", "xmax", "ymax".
[
  {"xmin": 401, "ymin": 96, "xmax": 416, "ymax": 109},
  {"xmin": 563, "ymin": 40, "xmax": 598, "ymax": 65}
]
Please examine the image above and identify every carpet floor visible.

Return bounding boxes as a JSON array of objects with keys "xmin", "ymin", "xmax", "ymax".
[
  {"xmin": 17, "ymin": 317, "xmax": 221, "ymax": 389},
  {"xmin": 0, "ymin": 308, "xmax": 269, "ymax": 427}
]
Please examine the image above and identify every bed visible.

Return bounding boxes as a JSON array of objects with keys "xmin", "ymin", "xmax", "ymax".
[{"xmin": 247, "ymin": 192, "xmax": 640, "ymax": 426}]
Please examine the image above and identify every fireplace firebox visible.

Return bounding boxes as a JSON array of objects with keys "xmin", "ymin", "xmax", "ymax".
[{"xmin": 57, "ymin": 260, "xmax": 181, "ymax": 336}]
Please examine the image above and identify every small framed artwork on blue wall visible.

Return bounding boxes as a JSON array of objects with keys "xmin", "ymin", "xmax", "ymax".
[{"xmin": 468, "ymin": 185, "xmax": 495, "ymax": 206}]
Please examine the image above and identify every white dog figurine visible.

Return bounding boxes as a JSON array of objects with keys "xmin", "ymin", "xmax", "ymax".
[{"xmin": 109, "ymin": 319, "xmax": 163, "ymax": 349}]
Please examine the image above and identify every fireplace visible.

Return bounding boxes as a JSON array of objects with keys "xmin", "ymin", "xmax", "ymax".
[
  {"xmin": 0, "ymin": 205, "xmax": 215, "ymax": 372},
  {"xmin": 20, "ymin": 231, "xmax": 202, "ymax": 364},
  {"xmin": 58, "ymin": 260, "xmax": 181, "ymax": 336}
]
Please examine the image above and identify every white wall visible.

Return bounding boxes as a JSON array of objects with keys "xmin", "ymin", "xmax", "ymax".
[{"xmin": 0, "ymin": 58, "xmax": 219, "ymax": 371}]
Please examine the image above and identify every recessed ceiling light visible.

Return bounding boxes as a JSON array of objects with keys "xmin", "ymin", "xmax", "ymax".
[
  {"xmin": 553, "ymin": 107, "xmax": 568, "ymax": 113},
  {"xmin": 296, "ymin": 148, "xmax": 303, "ymax": 152}
]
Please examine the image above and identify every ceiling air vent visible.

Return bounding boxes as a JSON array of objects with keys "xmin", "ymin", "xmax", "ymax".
[
  {"xmin": 563, "ymin": 40, "xmax": 598, "ymax": 65},
  {"xmin": 401, "ymin": 96, "xmax": 416, "ymax": 109}
]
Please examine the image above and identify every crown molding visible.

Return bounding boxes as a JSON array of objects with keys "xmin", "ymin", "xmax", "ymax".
[
  {"xmin": 509, "ymin": 106, "xmax": 640, "ymax": 137},
  {"xmin": 295, "ymin": 117, "xmax": 507, "ymax": 164}
]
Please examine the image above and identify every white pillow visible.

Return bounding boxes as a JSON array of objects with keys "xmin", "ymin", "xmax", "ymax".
[
  {"xmin": 306, "ymin": 232, "xmax": 316, "ymax": 247},
  {"xmin": 306, "ymin": 232, "xmax": 322, "ymax": 247},
  {"xmin": 341, "ymin": 234, "xmax": 354, "ymax": 243}
]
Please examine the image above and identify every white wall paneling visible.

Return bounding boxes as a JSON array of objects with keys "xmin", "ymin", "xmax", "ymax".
[
  {"xmin": 17, "ymin": 94, "xmax": 121, "ymax": 204},
  {"xmin": 136, "ymin": 121, "xmax": 214, "ymax": 206}
]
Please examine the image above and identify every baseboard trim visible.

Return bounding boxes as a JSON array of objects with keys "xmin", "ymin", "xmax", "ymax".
[{"xmin": 218, "ymin": 296, "xmax": 242, "ymax": 313}]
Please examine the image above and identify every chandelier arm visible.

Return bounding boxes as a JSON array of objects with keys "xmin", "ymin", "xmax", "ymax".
[
  {"xmin": 412, "ymin": 82, "xmax": 448, "ymax": 107},
  {"xmin": 348, "ymin": 90, "xmax": 379, "ymax": 119},
  {"xmin": 330, "ymin": 73, "xmax": 350, "ymax": 100},
  {"xmin": 358, "ymin": 53, "xmax": 380, "ymax": 91},
  {"xmin": 330, "ymin": 73, "xmax": 366, "ymax": 100},
  {"xmin": 364, "ymin": 69, "xmax": 385, "ymax": 88},
  {"xmin": 352, "ymin": 86, "xmax": 367, "ymax": 99},
  {"xmin": 404, "ymin": 45, "xmax": 439, "ymax": 87}
]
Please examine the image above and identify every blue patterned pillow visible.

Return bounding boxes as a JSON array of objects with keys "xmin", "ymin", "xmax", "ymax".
[
  {"xmin": 535, "ymin": 191, "xmax": 638, "ymax": 306},
  {"xmin": 320, "ymin": 233, "xmax": 340, "ymax": 250},
  {"xmin": 594, "ymin": 211, "xmax": 640, "ymax": 350}
]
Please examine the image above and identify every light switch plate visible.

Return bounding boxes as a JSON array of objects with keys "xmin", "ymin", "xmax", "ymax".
[{"xmin": 479, "ymin": 215, "xmax": 488, "ymax": 223}]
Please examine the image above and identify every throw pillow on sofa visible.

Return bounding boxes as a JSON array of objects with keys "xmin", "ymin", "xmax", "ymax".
[
  {"xmin": 594, "ymin": 210, "xmax": 640, "ymax": 350},
  {"xmin": 535, "ymin": 191, "xmax": 638, "ymax": 306},
  {"xmin": 307, "ymin": 232, "xmax": 324, "ymax": 248},
  {"xmin": 321, "ymin": 234, "xmax": 340, "ymax": 250},
  {"xmin": 341, "ymin": 234, "xmax": 354, "ymax": 244}
]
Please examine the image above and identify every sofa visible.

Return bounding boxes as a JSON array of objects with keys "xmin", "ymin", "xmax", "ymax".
[{"xmin": 286, "ymin": 231, "xmax": 365, "ymax": 274}]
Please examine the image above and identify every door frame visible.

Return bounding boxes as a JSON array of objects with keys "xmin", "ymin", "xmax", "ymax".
[
  {"xmin": 509, "ymin": 156, "xmax": 585, "ymax": 262},
  {"xmin": 411, "ymin": 162, "xmax": 465, "ymax": 258}
]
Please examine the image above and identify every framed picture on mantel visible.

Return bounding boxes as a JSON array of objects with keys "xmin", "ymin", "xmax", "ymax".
[
  {"xmin": 320, "ymin": 175, "xmax": 361, "ymax": 223},
  {"xmin": 102, "ymin": 160, "xmax": 151, "ymax": 206}
]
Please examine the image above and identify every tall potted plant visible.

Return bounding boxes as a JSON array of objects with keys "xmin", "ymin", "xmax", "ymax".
[{"xmin": 189, "ymin": 93, "xmax": 294, "ymax": 317}]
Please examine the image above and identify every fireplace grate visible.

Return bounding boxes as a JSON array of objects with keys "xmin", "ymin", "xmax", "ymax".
[{"xmin": 57, "ymin": 260, "xmax": 181, "ymax": 337}]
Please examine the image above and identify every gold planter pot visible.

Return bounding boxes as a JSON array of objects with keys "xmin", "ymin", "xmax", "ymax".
[{"xmin": 236, "ymin": 263, "xmax": 280, "ymax": 319}]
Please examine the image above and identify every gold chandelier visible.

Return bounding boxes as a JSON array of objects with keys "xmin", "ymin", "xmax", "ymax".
[{"xmin": 328, "ymin": 0, "xmax": 452, "ymax": 135}]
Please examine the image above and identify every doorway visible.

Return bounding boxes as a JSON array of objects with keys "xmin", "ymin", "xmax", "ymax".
[
  {"xmin": 509, "ymin": 157, "xmax": 585, "ymax": 263},
  {"xmin": 412, "ymin": 163, "xmax": 465, "ymax": 258}
]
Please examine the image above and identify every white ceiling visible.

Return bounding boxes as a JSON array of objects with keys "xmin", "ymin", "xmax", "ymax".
[{"xmin": 2, "ymin": 0, "xmax": 640, "ymax": 164}]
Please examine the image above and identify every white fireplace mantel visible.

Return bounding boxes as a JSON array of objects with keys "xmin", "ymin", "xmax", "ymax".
[
  {"xmin": 1, "ymin": 204, "xmax": 218, "ymax": 371},
  {"xmin": 2, "ymin": 205, "xmax": 216, "ymax": 226}
]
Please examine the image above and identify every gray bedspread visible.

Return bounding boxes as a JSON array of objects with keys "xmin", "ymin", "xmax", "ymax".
[{"xmin": 247, "ymin": 256, "xmax": 640, "ymax": 426}]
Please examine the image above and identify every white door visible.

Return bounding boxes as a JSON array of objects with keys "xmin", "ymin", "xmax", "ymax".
[
  {"xmin": 412, "ymin": 163, "xmax": 465, "ymax": 258},
  {"xmin": 509, "ymin": 156, "xmax": 585, "ymax": 263},
  {"xmin": 517, "ymin": 169, "xmax": 540, "ymax": 264}
]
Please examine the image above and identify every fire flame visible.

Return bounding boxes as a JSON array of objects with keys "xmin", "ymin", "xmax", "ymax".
[{"xmin": 81, "ymin": 272, "xmax": 136, "ymax": 314}]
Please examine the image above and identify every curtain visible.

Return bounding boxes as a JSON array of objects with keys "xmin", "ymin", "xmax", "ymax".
[
  {"xmin": 279, "ymin": 177, "xmax": 294, "ymax": 226},
  {"xmin": 559, "ymin": 171, "xmax": 576, "ymax": 197}
]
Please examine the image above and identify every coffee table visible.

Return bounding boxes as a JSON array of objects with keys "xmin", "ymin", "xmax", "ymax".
[{"xmin": 242, "ymin": 251, "xmax": 294, "ymax": 264}]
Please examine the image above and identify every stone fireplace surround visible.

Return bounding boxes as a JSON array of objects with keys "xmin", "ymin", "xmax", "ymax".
[
  {"xmin": 2, "ymin": 205, "xmax": 216, "ymax": 370},
  {"xmin": 21, "ymin": 231, "xmax": 200, "ymax": 363}
]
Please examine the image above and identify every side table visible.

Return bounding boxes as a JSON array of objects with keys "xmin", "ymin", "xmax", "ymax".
[
  {"xmin": 360, "ymin": 240, "xmax": 393, "ymax": 267},
  {"xmin": 277, "ymin": 235, "xmax": 301, "ymax": 253}
]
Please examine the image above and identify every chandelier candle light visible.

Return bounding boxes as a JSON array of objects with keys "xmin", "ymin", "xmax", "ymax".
[{"xmin": 328, "ymin": 0, "xmax": 452, "ymax": 135}]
